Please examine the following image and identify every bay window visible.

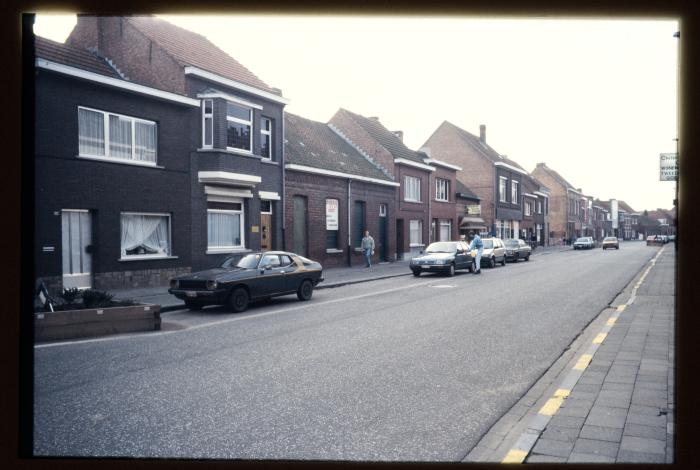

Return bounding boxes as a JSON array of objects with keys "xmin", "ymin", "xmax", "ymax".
[
  {"xmin": 208, "ymin": 204, "xmax": 245, "ymax": 251},
  {"xmin": 120, "ymin": 212, "xmax": 171, "ymax": 259},
  {"xmin": 202, "ymin": 99, "xmax": 213, "ymax": 148},
  {"xmin": 79, "ymin": 107, "xmax": 157, "ymax": 164},
  {"xmin": 226, "ymin": 102, "xmax": 252, "ymax": 152}
]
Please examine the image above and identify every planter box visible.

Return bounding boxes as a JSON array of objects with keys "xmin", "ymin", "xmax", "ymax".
[{"xmin": 35, "ymin": 304, "xmax": 161, "ymax": 342}]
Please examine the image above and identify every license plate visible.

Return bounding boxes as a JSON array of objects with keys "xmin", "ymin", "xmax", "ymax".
[{"xmin": 186, "ymin": 291, "xmax": 197, "ymax": 298}]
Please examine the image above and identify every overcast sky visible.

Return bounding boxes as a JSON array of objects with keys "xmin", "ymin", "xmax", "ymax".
[{"xmin": 33, "ymin": 13, "xmax": 679, "ymax": 211}]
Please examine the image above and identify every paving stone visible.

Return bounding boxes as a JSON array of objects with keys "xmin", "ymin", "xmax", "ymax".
[
  {"xmin": 595, "ymin": 389, "xmax": 632, "ymax": 408},
  {"xmin": 531, "ymin": 438, "xmax": 574, "ymax": 458},
  {"xmin": 549, "ymin": 415, "xmax": 586, "ymax": 429},
  {"xmin": 579, "ymin": 424, "xmax": 623, "ymax": 443},
  {"xmin": 572, "ymin": 383, "xmax": 601, "ymax": 394},
  {"xmin": 585, "ymin": 406, "xmax": 627, "ymax": 429},
  {"xmin": 620, "ymin": 435, "xmax": 666, "ymax": 455},
  {"xmin": 527, "ymin": 454, "xmax": 567, "ymax": 463},
  {"xmin": 565, "ymin": 397, "xmax": 595, "ymax": 409},
  {"xmin": 557, "ymin": 404, "xmax": 591, "ymax": 418},
  {"xmin": 625, "ymin": 412, "xmax": 666, "ymax": 428},
  {"xmin": 636, "ymin": 374, "xmax": 666, "ymax": 383},
  {"xmin": 568, "ymin": 452, "xmax": 616, "ymax": 463},
  {"xmin": 623, "ymin": 423, "xmax": 667, "ymax": 441},
  {"xmin": 608, "ymin": 365, "xmax": 638, "ymax": 376},
  {"xmin": 601, "ymin": 381, "xmax": 634, "ymax": 392},
  {"xmin": 629, "ymin": 404, "xmax": 664, "ymax": 416},
  {"xmin": 579, "ymin": 372, "xmax": 606, "ymax": 385},
  {"xmin": 604, "ymin": 374, "xmax": 636, "ymax": 384},
  {"xmin": 541, "ymin": 425, "xmax": 580, "ymax": 443},
  {"xmin": 572, "ymin": 437, "xmax": 620, "ymax": 457},
  {"xmin": 635, "ymin": 380, "xmax": 667, "ymax": 391}
]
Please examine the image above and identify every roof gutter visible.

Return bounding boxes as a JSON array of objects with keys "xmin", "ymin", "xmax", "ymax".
[
  {"xmin": 493, "ymin": 161, "xmax": 529, "ymax": 176},
  {"xmin": 185, "ymin": 66, "xmax": 290, "ymax": 105},
  {"xmin": 285, "ymin": 164, "xmax": 400, "ymax": 187}
]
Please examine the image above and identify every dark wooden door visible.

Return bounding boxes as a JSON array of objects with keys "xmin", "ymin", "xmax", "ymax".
[
  {"xmin": 260, "ymin": 213, "xmax": 272, "ymax": 251},
  {"xmin": 396, "ymin": 218, "xmax": 404, "ymax": 260},
  {"xmin": 293, "ymin": 196, "xmax": 307, "ymax": 256},
  {"xmin": 378, "ymin": 215, "xmax": 387, "ymax": 261}
]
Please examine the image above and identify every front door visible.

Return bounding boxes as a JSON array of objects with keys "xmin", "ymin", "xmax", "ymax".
[
  {"xmin": 260, "ymin": 213, "xmax": 272, "ymax": 251},
  {"xmin": 378, "ymin": 204, "xmax": 388, "ymax": 261},
  {"xmin": 61, "ymin": 209, "xmax": 92, "ymax": 289},
  {"xmin": 396, "ymin": 218, "xmax": 404, "ymax": 260},
  {"xmin": 293, "ymin": 196, "xmax": 307, "ymax": 256}
]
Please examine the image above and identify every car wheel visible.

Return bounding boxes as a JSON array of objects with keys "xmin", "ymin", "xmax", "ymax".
[
  {"xmin": 490, "ymin": 256, "xmax": 496, "ymax": 268},
  {"xmin": 447, "ymin": 263, "xmax": 456, "ymax": 277},
  {"xmin": 228, "ymin": 287, "xmax": 249, "ymax": 313},
  {"xmin": 412, "ymin": 269, "xmax": 421, "ymax": 277},
  {"xmin": 184, "ymin": 300, "xmax": 203, "ymax": 311},
  {"xmin": 512, "ymin": 254, "xmax": 518, "ymax": 263},
  {"xmin": 469, "ymin": 260, "xmax": 476, "ymax": 272},
  {"xmin": 616, "ymin": 246, "xmax": 619, "ymax": 250},
  {"xmin": 501, "ymin": 256, "xmax": 506, "ymax": 266},
  {"xmin": 297, "ymin": 279, "xmax": 314, "ymax": 301},
  {"xmin": 525, "ymin": 254, "xmax": 530, "ymax": 261}
]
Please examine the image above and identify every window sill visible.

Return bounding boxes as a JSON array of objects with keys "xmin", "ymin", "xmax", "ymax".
[
  {"xmin": 118, "ymin": 255, "xmax": 178, "ymax": 262},
  {"xmin": 77, "ymin": 155, "xmax": 163, "ymax": 169},
  {"xmin": 434, "ymin": 199, "xmax": 450, "ymax": 203},
  {"xmin": 261, "ymin": 159, "xmax": 279, "ymax": 165},
  {"xmin": 206, "ymin": 248, "xmax": 248, "ymax": 255},
  {"xmin": 197, "ymin": 148, "xmax": 263, "ymax": 160},
  {"xmin": 403, "ymin": 200, "xmax": 423, "ymax": 204},
  {"xmin": 409, "ymin": 243, "xmax": 425, "ymax": 248},
  {"xmin": 326, "ymin": 249, "xmax": 343, "ymax": 254}
]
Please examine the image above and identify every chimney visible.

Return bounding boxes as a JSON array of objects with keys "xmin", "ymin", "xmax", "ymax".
[
  {"xmin": 393, "ymin": 130, "xmax": 404, "ymax": 141},
  {"xmin": 479, "ymin": 124, "xmax": 486, "ymax": 143}
]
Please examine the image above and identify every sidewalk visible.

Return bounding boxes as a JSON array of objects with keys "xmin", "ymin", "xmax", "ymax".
[{"xmin": 467, "ymin": 245, "xmax": 674, "ymax": 463}]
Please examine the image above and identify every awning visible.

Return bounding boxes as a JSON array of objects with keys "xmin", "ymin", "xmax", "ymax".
[{"xmin": 459, "ymin": 216, "xmax": 487, "ymax": 230}]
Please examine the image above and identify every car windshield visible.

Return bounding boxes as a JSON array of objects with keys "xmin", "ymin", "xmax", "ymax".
[
  {"xmin": 504, "ymin": 239, "xmax": 519, "ymax": 247},
  {"xmin": 482, "ymin": 240, "xmax": 494, "ymax": 249},
  {"xmin": 575, "ymin": 238, "xmax": 588, "ymax": 243},
  {"xmin": 604, "ymin": 237, "xmax": 617, "ymax": 241},
  {"xmin": 221, "ymin": 253, "xmax": 261, "ymax": 269},
  {"xmin": 426, "ymin": 242, "xmax": 458, "ymax": 253}
]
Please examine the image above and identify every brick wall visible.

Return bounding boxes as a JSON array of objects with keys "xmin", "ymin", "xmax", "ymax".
[
  {"xmin": 531, "ymin": 166, "xmax": 568, "ymax": 239},
  {"xmin": 430, "ymin": 165, "xmax": 459, "ymax": 241}
]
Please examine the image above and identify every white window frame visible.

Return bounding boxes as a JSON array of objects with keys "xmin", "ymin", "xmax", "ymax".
[
  {"xmin": 409, "ymin": 219, "xmax": 423, "ymax": 246},
  {"xmin": 379, "ymin": 203, "xmax": 387, "ymax": 217},
  {"xmin": 511, "ymin": 180, "xmax": 519, "ymax": 204},
  {"xmin": 260, "ymin": 200, "xmax": 273, "ymax": 215},
  {"xmin": 525, "ymin": 200, "xmax": 532, "ymax": 216},
  {"xmin": 439, "ymin": 219, "xmax": 452, "ymax": 240},
  {"xmin": 202, "ymin": 99, "xmax": 213, "ymax": 149},
  {"xmin": 537, "ymin": 200, "xmax": 542, "ymax": 214},
  {"xmin": 499, "ymin": 176, "xmax": 507, "ymax": 202},
  {"xmin": 260, "ymin": 117, "xmax": 272, "ymax": 160},
  {"xmin": 435, "ymin": 178, "xmax": 449, "ymax": 202},
  {"xmin": 119, "ymin": 211, "xmax": 172, "ymax": 261},
  {"xmin": 207, "ymin": 206, "xmax": 246, "ymax": 253},
  {"xmin": 78, "ymin": 106, "xmax": 157, "ymax": 165},
  {"xmin": 226, "ymin": 101, "xmax": 253, "ymax": 154},
  {"xmin": 404, "ymin": 176, "xmax": 422, "ymax": 202}
]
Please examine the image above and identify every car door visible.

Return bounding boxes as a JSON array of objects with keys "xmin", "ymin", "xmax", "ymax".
[
  {"xmin": 455, "ymin": 242, "xmax": 469, "ymax": 269},
  {"xmin": 257, "ymin": 253, "xmax": 285, "ymax": 296},
  {"xmin": 495, "ymin": 238, "xmax": 505, "ymax": 262},
  {"xmin": 277, "ymin": 254, "xmax": 300, "ymax": 293}
]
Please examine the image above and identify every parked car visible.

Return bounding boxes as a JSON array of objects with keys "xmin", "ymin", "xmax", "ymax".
[
  {"xmin": 601, "ymin": 236, "xmax": 619, "ymax": 250},
  {"xmin": 169, "ymin": 251, "xmax": 324, "ymax": 313},
  {"xmin": 503, "ymin": 238, "xmax": 532, "ymax": 262},
  {"xmin": 646, "ymin": 235, "xmax": 665, "ymax": 246},
  {"xmin": 573, "ymin": 237, "xmax": 595, "ymax": 250},
  {"xmin": 470, "ymin": 237, "xmax": 506, "ymax": 268},
  {"xmin": 668, "ymin": 234, "xmax": 676, "ymax": 242},
  {"xmin": 410, "ymin": 241, "xmax": 475, "ymax": 277}
]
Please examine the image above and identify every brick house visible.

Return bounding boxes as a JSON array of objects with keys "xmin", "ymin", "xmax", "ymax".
[
  {"xmin": 34, "ymin": 36, "xmax": 199, "ymax": 292},
  {"xmin": 329, "ymin": 109, "xmax": 459, "ymax": 259},
  {"xmin": 68, "ymin": 15, "xmax": 288, "ymax": 273},
  {"xmin": 592, "ymin": 200, "xmax": 612, "ymax": 240},
  {"xmin": 283, "ymin": 113, "xmax": 399, "ymax": 267},
  {"xmin": 422, "ymin": 122, "xmax": 529, "ymax": 240},
  {"xmin": 617, "ymin": 200, "xmax": 639, "ymax": 240},
  {"xmin": 531, "ymin": 163, "xmax": 585, "ymax": 244}
]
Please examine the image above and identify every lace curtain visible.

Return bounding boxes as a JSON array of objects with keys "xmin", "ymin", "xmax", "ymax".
[
  {"xmin": 121, "ymin": 214, "xmax": 170, "ymax": 257},
  {"xmin": 208, "ymin": 212, "xmax": 241, "ymax": 248},
  {"xmin": 78, "ymin": 108, "xmax": 105, "ymax": 156}
]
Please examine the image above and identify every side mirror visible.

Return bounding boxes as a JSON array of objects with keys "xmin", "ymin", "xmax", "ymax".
[{"xmin": 261, "ymin": 264, "xmax": 272, "ymax": 272}]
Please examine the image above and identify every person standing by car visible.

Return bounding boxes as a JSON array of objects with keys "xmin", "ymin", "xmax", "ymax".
[
  {"xmin": 468, "ymin": 232, "xmax": 483, "ymax": 274},
  {"xmin": 361, "ymin": 230, "xmax": 375, "ymax": 267}
]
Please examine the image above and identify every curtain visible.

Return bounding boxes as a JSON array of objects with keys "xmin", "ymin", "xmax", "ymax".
[
  {"xmin": 121, "ymin": 214, "xmax": 169, "ymax": 257},
  {"xmin": 135, "ymin": 121, "xmax": 156, "ymax": 162},
  {"xmin": 208, "ymin": 212, "xmax": 241, "ymax": 248},
  {"xmin": 110, "ymin": 115, "xmax": 133, "ymax": 159},
  {"xmin": 78, "ymin": 108, "xmax": 105, "ymax": 156}
]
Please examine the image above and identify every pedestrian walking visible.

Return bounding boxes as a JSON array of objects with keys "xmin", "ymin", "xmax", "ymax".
[
  {"xmin": 468, "ymin": 232, "xmax": 483, "ymax": 274},
  {"xmin": 361, "ymin": 230, "xmax": 375, "ymax": 267}
]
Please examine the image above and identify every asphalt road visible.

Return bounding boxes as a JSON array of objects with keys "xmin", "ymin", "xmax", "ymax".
[{"xmin": 33, "ymin": 242, "xmax": 659, "ymax": 461}]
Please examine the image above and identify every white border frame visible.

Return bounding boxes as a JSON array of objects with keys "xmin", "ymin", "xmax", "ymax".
[
  {"xmin": 202, "ymin": 99, "xmax": 213, "ymax": 149},
  {"xmin": 226, "ymin": 101, "xmax": 253, "ymax": 154},
  {"xmin": 499, "ymin": 176, "xmax": 508, "ymax": 203},
  {"xmin": 435, "ymin": 178, "xmax": 449, "ymax": 202},
  {"xmin": 404, "ymin": 175, "xmax": 422, "ymax": 203},
  {"xmin": 260, "ymin": 117, "xmax": 272, "ymax": 161},
  {"xmin": 119, "ymin": 211, "xmax": 173, "ymax": 260},
  {"xmin": 207, "ymin": 206, "xmax": 246, "ymax": 252}
]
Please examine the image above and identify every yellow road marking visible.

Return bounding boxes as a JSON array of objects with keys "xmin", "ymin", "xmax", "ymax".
[
  {"xmin": 554, "ymin": 388, "xmax": 571, "ymax": 398},
  {"xmin": 502, "ymin": 449, "xmax": 528, "ymax": 463},
  {"xmin": 616, "ymin": 304, "xmax": 626, "ymax": 312},
  {"xmin": 593, "ymin": 333, "xmax": 607, "ymax": 344},
  {"xmin": 606, "ymin": 317, "xmax": 617, "ymax": 326},
  {"xmin": 574, "ymin": 354, "xmax": 593, "ymax": 371},
  {"xmin": 539, "ymin": 397, "xmax": 564, "ymax": 416}
]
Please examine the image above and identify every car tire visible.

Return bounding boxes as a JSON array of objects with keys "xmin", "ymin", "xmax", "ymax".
[
  {"xmin": 512, "ymin": 255, "xmax": 518, "ymax": 263},
  {"xmin": 184, "ymin": 300, "xmax": 203, "ymax": 311},
  {"xmin": 297, "ymin": 279, "xmax": 314, "ymax": 301},
  {"xmin": 228, "ymin": 287, "xmax": 249, "ymax": 313},
  {"xmin": 469, "ymin": 260, "xmax": 476, "ymax": 272},
  {"xmin": 447, "ymin": 263, "xmax": 456, "ymax": 277},
  {"xmin": 616, "ymin": 246, "xmax": 619, "ymax": 250},
  {"xmin": 412, "ymin": 270, "xmax": 421, "ymax": 277},
  {"xmin": 501, "ymin": 256, "xmax": 506, "ymax": 266},
  {"xmin": 490, "ymin": 256, "xmax": 496, "ymax": 268},
  {"xmin": 525, "ymin": 254, "xmax": 530, "ymax": 261}
]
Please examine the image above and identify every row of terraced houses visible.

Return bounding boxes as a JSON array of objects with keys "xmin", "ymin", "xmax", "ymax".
[{"xmin": 33, "ymin": 16, "xmax": 672, "ymax": 292}]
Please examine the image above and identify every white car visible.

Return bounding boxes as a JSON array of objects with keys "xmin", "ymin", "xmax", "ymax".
[{"xmin": 573, "ymin": 237, "xmax": 595, "ymax": 250}]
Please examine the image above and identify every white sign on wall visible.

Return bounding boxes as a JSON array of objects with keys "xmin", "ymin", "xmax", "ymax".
[
  {"xmin": 660, "ymin": 153, "xmax": 678, "ymax": 181},
  {"xmin": 326, "ymin": 199, "xmax": 339, "ymax": 230}
]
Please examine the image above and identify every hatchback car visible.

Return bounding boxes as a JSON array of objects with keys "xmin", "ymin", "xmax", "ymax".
[
  {"xmin": 573, "ymin": 237, "xmax": 595, "ymax": 250},
  {"xmin": 503, "ymin": 238, "xmax": 532, "ymax": 262},
  {"xmin": 470, "ymin": 237, "xmax": 506, "ymax": 268},
  {"xmin": 601, "ymin": 236, "xmax": 619, "ymax": 250},
  {"xmin": 410, "ymin": 241, "xmax": 475, "ymax": 276},
  {"xmin": 169, "ymin": 251, "xmax": 324, "ymax": 313}
]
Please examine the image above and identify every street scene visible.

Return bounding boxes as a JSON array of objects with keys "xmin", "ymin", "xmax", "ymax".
[
  {"xmin": 34, "ymin": 242, "xmax": 674, "ymax": 461},
  {"xmin": 29, "ymin": 13, "xmax": 679, "ymax": 464}
]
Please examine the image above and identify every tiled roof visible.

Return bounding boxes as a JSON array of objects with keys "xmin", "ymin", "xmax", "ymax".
[
  {"xmin": 34, "ymin": 35, "xmax": 121, "ymax": 78},
  {"xmin": 284, "ymin": 113, "xmax": 394, "ymax": 183},
  {"xmin": 442, "ymin": 121, "xmax": 527, "ymax": 172},
  {"xmin": 455, "ymin": 179, "xmax": 480, "ymax": 200},
  {"xmin": 534, "ymin": 163, "xmax": 578, "ymax": 190},
  {"xmin": 126, "ymin": 16, "xmax": 277, "ymax": 94},
  {"xmin": 340, "ymin": 109, "xmax": 427, "ymax": 164},
  {"xmin": 617, "ymin": 200, "xmax": 636, "ymax": 213}
]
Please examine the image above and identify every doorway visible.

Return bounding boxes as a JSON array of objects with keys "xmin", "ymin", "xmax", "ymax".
[
  {"xmin": 378, "ymin": 204, "xmax": 388, "ymax": 261},
  {"xmin": 61, "ymin": 209, "xmax": 92, "ymax": 289},
  {"xmin": 260, "ymin": 200, "xmax": 272, "ymax": 251},
  {"xmin": 396, "ymin": 218, "xmax": 404, "ymax": 260},
  {"xmin": 293, "ymin": 196, "xmax": 307, "ymax": 256}
]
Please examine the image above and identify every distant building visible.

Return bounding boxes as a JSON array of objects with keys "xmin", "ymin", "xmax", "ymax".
[{"xmin": 531, "ymin": 163, "xmax": 583, "ymax": 243}]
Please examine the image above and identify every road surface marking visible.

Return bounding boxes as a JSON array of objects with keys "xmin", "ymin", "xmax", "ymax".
[
  {"xmin": 502, "ymin": 449, "xmax": 528, "ymax": 463},
  {"xmin": 593, "ymin": 333, "xmax": 607, "ymax": 344},
  {"xmin": 539, "ymin": 397, "xmax": 564, "ymax": 416},
  {"xmin": 606, "ymin": 317, "xmax": 617, "ymax": 326},
  {"xmin": 616, "ymin": 304, "xmax": 626, "ymax": 312},
  {"xmin": 554, "ymin": 388, "xmax": 571, "ymax": 398},
  {"xmin": 573, "ymin": 354, "xmax": 593, "ymax": 371}
]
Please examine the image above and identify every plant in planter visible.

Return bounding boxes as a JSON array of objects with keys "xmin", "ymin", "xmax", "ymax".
[
  {"xmin": 80, "ymin": 289, "xmax": 114, "ymax": 308},
  {"xmin": 58, "ymin": 287, "xmax": 81, "ymax": 310}
]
